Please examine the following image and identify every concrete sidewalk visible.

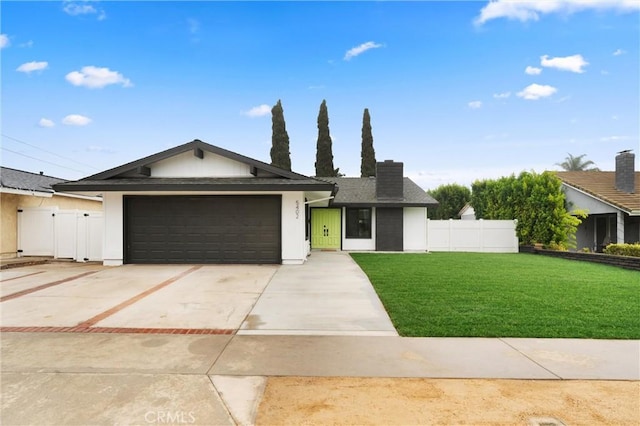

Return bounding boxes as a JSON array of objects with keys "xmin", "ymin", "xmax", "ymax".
[{"xmin": 1, "ymin": 332, "xmax": 638, "ymax": 425}]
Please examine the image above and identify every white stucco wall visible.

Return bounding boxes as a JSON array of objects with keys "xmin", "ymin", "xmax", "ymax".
[
  {"xmin": 281, "ymin": 192, "xmax": 307, "ymax": 264},
  {"xmin": 101, "ymin": 191, "xmax": 308, "ymax": 266},
  {"xmin": 150, "ymin": 151, "xmax": 252, "ymax": 178},
  {"xmin": 102, "ymin": 192, "xmax": 124, "ymax": 266},
  {"xmin": 341, "ymin": 207, "xmax": 376, "ymax": 251},
  {"xmin": 403, "ymin": 207, "xmax": 428, "ymax": 251}
]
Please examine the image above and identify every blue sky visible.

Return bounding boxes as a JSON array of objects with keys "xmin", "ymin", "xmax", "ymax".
[{"xmin": 1, "ymin": 0, "xmax": 638, "ymax": 189}]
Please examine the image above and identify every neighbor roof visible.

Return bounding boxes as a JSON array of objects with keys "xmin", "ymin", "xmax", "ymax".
[
  {"xmin": 556, "ymin": 171, "xmax": 640, "ymax": 215},
  {"xmin": 54, "ymin": 139, "xmax": 335, "ymax": 193},
  {"xmin": 0, "ymin": 167, "xmax": 64, "ymax": 194},
  {"xmin": 322, "ymin": 177, "xmax": 438, "ymax": 207}
]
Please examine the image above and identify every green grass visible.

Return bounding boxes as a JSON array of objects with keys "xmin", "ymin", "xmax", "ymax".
[{"xmin": 351, "ymin": 253, "xmax": 640, "ymax": 339}]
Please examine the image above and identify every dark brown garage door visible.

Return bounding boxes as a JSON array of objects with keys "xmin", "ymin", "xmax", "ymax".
[{"xmin": 124, "ymin": 195, "xmax": 281, "ymax": 264}]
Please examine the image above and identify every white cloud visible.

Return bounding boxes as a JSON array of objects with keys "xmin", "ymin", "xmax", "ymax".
[
  {"xmin": 87, "ymin": 145, "xmax": 115, "ymax": 153},
  {"xmin": 517, "ymin": 83, "xmax": 557, "ymax": 100},
  {"xmin": 19, "ymin": 40, "xmax": 34, "ymax": 48},
  {"xmin": 344, "ymin": 41, "xmax": 383, "ymax": 61},
  {"xmin": 63, "ymin": 1, "xmax": 106, "ymax": 19},
  {"xmin": 62, "ymin": 114, "xmax": 92, "ymax": 126},
  {"xmin": 613, "ymin": 48, "xmax": 626, "ymax": 56},
  {"xmin": 16, "ymin": 61, "xmax": 49, "ymax": 73},
  {"xmin": 475, "ymin": 0, "xmax": 640, "ymax": 26},
  {"xmin": 541, "ymin": 54, "xmax": 588, "ymax": 73},
  {"xmin": 0, "ymin": 34, "xmax": 9, "ymax": 49},
  {"xmin": 38, "ymin": 118, "xmax": 55, "ymax": 128},
  {"xmin": 468, "ymin": 101, "xmax": 483, "ymax": 109},
  {"xmin": 66, "ymin": 66, "xmax": 132, "ymax": 89},
  {"xmin": 187, "ymin": 18, "xmax": 200, "ymax": 34},
  {"xmin": 493, "ymin": 92, "xmax": 511, "ymax": 99},
  {"xmin": 525, "ymin": 66, "xmax": 542, "ymax": 75},
  {"xmin": 601, "ymin": 135, "xmax": 629, "ymax": 142},
  {"xmin": 243, "ymin": 104, "xmax": 271, "ymax": 118}
]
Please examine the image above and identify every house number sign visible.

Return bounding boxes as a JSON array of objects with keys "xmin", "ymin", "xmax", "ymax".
[{"xmin": 295, "ymin": 200, "xmax": 300, "ymax": 219}]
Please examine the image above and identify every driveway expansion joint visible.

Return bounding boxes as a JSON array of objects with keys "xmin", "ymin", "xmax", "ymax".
[
  {"xmin": 498, "ymin": 337, "xmax": 563, "ymax": 380},
  {"xmin": 77, "ymin": 265, "xmax": 203, "ymax": 328},
  {"xmin": 0, "ymin": 270, "xmax": 100, "ymax": 302}
]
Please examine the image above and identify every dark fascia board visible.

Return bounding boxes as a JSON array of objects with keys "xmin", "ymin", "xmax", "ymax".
[
  {"xmin": 331, "ymin": 201, "xmax": 438, "ymax": 208},
  {"xmin": 85, "ymin": 139, "xmax": 315, "ymax": 181},
  {"xmin": 53, "ymin": 181, "xmax": 336, "ymax": 192}
]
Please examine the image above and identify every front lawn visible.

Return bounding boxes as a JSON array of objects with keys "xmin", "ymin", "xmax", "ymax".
[{"xmin": 351, "ymin": 253, "xmax": 640, "ymax": 339}]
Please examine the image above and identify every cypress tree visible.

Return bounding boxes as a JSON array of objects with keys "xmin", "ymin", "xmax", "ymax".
[
  {"xmin": 270, "ymin": 99, "xmax": 292, "ymax": 171},
  {"xmin": 360, "ymin": 108, "xmax": 376, "ymax": 177},
  {"xmin": 315, "ymin": 100, "xmax": 337, "ymax": 177}
]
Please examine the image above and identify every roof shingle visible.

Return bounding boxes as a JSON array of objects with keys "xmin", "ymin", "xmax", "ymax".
[
  {"xmin": 0, "ymin": 167, "xmax": 64, "ymax": 194},
  {"xmin": 321, "ymin": 177, "xmax": 438, "ymax": 207},
  {"xmin": 556, "ymin": 171, "xmax": 640, "ymax": 214}
]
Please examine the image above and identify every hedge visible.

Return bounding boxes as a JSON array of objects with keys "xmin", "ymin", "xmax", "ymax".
[{"xmin": 604, "ymin": 243, "xmax": 640, "ymax": 258}]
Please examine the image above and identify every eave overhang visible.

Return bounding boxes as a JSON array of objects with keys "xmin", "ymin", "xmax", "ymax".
[
  {"xmin": 53, "ymin": 179, "xmax": 336, "ymax": 193},
  {"xmin": 330, "ymin": 201, "xmax": 438, "ymax": 208}
]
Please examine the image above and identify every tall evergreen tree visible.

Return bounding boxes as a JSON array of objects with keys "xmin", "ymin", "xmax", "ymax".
[
  {"xmin": 360, "ymin": 108, "xmax": 376, "ymax": 177},
  {"xmin": 270, "ymin": 100, "xmax": 292, "ymax": 171},
  {"xmin": 315, "ymin": 99, "xmax": 337, "ymax": 176}
]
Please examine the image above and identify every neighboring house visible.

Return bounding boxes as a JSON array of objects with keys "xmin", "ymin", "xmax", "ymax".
[
  {"xmin": 54, "ymin": 140, "xmax": 437, "ymax": 266},
  {"xmin": 556, "ymin": 151, "xmax": 639, "ymax": 252},
  {"xmin": 458, "ymin": 203, "xmax": 476, "ymax": 220},
  {"xmin": 0, "ymin": 167, "xmax": 102, "ymax": 259},
  {"xmin": 319, "ymin": 161, "xmax": 438, "ymax": 251}
]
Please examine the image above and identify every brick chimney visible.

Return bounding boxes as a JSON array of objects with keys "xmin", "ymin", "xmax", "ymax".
[
  {"xmin": 376, "ymin": 160, "xmax": 404, "ymax": 200},
  {"xmin": 615, "ymin": 151, "xmax": 635, "ymax": 194}
]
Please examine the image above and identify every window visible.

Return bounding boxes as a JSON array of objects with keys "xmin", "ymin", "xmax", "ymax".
[{"xmin": 346, "ymin": 208, "xmax": 372, "ymax": 239}]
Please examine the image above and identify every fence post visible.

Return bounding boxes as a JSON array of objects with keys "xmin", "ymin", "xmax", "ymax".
[{"xmin": 479, "ymin": 219, "xmax": 484, "ymax": 252}]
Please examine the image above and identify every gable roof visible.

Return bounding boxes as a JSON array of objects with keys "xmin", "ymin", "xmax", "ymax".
[
  {"xmin": 0, "ymin": 167, "xmax": 64, "ymax": 195},
  {"xmin": 321, "ymin": 177, "xmax": 438, "ymax": 207},
  {"xmin": 54, "ymin": 139, "xmax": 335, "ymax": 193},
  {"xmin": 87, "ymin": 139, "xmax": 310, "ymax": 180},
  {"xmin": 556, "ymin": 171, "xmax": 640, "ymax": 215}
]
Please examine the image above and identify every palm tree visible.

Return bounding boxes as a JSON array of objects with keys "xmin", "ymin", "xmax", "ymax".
[{"xmin": 556, "ymin": 153, "xmax": 599, "ymax": 171}]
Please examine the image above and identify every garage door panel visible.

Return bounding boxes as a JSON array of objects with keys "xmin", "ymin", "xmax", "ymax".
[{"xmin": 125, "ymin": 195, "xmax": 281, "ymax": 264}]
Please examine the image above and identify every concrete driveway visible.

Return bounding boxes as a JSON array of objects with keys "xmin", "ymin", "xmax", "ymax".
[
  {"xmin": 1, "ymin": 263, "xmax": 279, "ymax": 332},
  {"xmin": 1, "ymin": 252, "xmax": 396, "ymax": 335}
]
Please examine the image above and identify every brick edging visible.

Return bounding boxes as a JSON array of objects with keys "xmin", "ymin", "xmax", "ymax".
[{"xmin": 0, "ymin": 326, "xmax": 235, "ymax": 335}]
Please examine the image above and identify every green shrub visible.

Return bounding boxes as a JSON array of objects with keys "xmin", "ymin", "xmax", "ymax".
[
  {"xmin": 604, "ymin": 243, "xmax": 640, "ymax": 257},
  {"xmin": 546, "ymin": 241, "xmax": 568, "ymax": 251}
]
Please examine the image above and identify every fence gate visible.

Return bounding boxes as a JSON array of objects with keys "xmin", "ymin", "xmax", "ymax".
[
  {"xmin": 18, "ymin": 207, "xmax": 103, "ymax": 261},
  {"xmin": 17, "ymin": 207, "xmax": 57, "ymax": 257}
]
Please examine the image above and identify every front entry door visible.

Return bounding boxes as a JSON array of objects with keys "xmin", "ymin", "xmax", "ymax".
[{"xmin": 311, "ymin": 209, "xmax": 341, "ymax": 249}]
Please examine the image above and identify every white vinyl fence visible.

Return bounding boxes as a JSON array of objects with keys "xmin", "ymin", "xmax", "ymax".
[
  {"xmin": 17, "ymin": 207, "xmax": 103, "ymax": 261},
  {"xmin": 427, "ymin": 219, "xmax": 518, "ymax": 253}
]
